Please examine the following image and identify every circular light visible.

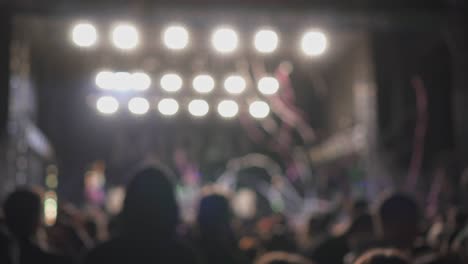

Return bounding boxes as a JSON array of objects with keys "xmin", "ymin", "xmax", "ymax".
[
  {"xmin": 96, "ymin": 96, "xmax": 119, "ymax": 114},
  {"xmin": 114, "ymin": 72, "xmax": 132, "ymax": 91},
  {"xmin": 95, "ymin": 71, "xmax": 114, "ymax": 90},
  {"xmin": 192, "ymin": 74, "xmax": 215, "ymax": 93},
  {"xmin": 71, "ymin": 23, "xmax": 97, "ymax": 47},
  {"xmin": 224, "ymin": 75, "xmax": 246, "ymax": 94},
  {"xmin": 163, "ymin": 25, "xmax": 189, "ymax": 50},
  {"xmin": 112, "ymin": 24, "xmax": 139, "ymax": 50},
  {"xmin": 301, "ymin": 31, "xmax": 327, "ymax": 56},
  {"xmin": 131, "ymin": 72, "xmax": 151, "ymax": 91},
  {"xmin": 254, "ymin": 29, "xmax": 279, "ymax": 53},
  {"xmin": 188, "ymin": 99, "xmax": 209, "ymax": 117},
  {"xmin": 158, "ymin": 98, "xmax": 179, "ymax": 116},
  {"xmin": 160, "ymin": 73, "xmax": 183, "ymax": 92},
  {"xmin": 128, "ymin": 97, "xmax": 150, "ymax": 115},
  {"xmin": 258, "ymin": 76, "xmax": 280, "ymax": 95},
  {"xmin": 212, "ymin": 27, "xmax": 238, "ymax": 53},
  {"xmin": 249, "ymin": 101, "xmax": 270, "ymax": 119},
  {"xmin": 217, "ymin": 100, "xmax": 239, "ymax": 118}
]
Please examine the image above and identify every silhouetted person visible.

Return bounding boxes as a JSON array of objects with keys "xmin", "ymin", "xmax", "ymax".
[
  {"xmin": 2, "ymin": 188, "xmax": 69, "ymax": 264},
  {"xmin": 375, "ymin": 193, "xmax": 420, "ymax": 251},
  {"xmin": 353, "ymin": 249, "xmax": 410, "ymax": 264},
  {"xmin": 84, "ymin": 166, "xmax": 199, "ymax": 264},
  {"xmin": 195, "ymin": 190, "xmax": 248, "ymax": 264}
]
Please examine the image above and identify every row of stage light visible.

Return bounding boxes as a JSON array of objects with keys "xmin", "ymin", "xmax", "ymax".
[
  {"xmin": 95, "ymin": 71, "xmax": 279, "ymax": 95},
  {"xmin": 96, "ymin": 96, "xmax": 270, "ymax": 119},
  {"xmin": 72, "ymin": 22, "xmax": 327, "ymax": 56}
]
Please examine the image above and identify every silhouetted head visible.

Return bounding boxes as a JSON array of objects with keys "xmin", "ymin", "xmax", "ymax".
[
  {"xmin": 255, "ymin": 251, "xmax": 314, "ymax": 264},
  {"xmin": 121, "ymin": 166, "xmax": 179, "ymax": 238},
  {"xmin": 354, "ymin": 249, "xmax": 410, "ymax": 264},
  {"xmin": 197, "ymin": 190, "xmax": 232, "ymax": 235},
  {"xmin": 375, "ymin": 193, "xmax": 420, "ymax": 250},
  {"xmin": 3, "ymin": 189, "xmax": 41, "ymax": 239}
]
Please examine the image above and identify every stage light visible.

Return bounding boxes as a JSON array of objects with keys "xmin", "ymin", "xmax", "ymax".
[
  {"xmin": 224, "ymin": 75, "xmax": 246, "ymax": 94},
  {"xmin": 131, "ymin": 72, "xmax": 151, "ymax": 91},
  {"xmin": 44, "ymin": 191, "xmax": 57, "ymax": 226},
  {"xmin": 163, "ymin": 25, "xmax": 189, "ymax": 50},
  {"xmin": 112, "ymin": 23, "xmax": 139, "ymax": 50},
  {"xmin": 95, "ymin": 71, "xmax": 114, "ymax": 90},
  {"xmin": 193, "ymin": 74, "xmax": 215, "ymax": 93},
  {"xmin": 301, "ymin": 31, "xmax": 327, "ymax": 56},
  {"xmin": 212, "ymin": 27, "xmax": 238, "ymax": 53},
  {"xmin": 217, "ymin": 100, "xmax": 239, "ymax": 118},
  {"xmin": 160, "ymin": 73, "xmax": 183, "ymax": 92},
  {"xmin": 128, "ymin": 97, "xmax": 150, "ymax": 115},
  {"xmin": 258, "ymin": 76, "xmax": 280, "ymax": 95},
  {"xmin": 72, "ymin": 23, "xmax": 97, "ymax": 47},
  {"xmin": 249, "ymin": 101, "xmax": 270, "ymax": 119},
  {"xmin": 158, "ymin": 98, "xmax": 179, "ymax": 116},
  {"xmin": 96, "ymin": 96, "xmax": 119, "ymax": 114},
  {"xmin": 114, "ymin": 72, "xmax": 132, "ymax": 91},
  {"xmin": 188, "ymin": 99, "xmax": 209, "ymax": 117},
  {"xmin": 254, "ymin": 29, "xmax": 279, "ymax": 53}
]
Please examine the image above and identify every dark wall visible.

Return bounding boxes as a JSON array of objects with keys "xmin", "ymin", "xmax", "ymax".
[{"xmin": 0, "ymin": 11, "xmax": 11, "ymax": 139}]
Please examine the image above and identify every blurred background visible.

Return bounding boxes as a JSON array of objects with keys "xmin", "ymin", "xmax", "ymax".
[{"xmin": 0, "ymin": 0, "xmax": 467, "ymax": 222}]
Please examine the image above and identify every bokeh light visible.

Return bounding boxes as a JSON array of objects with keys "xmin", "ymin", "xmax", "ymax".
[
  {"xmin": 128, "ymin": 97, "xmax": 150, "ymax": 115},
  {"xmin": 188, "ymin": 99, "xmax": 209, "ymax": 117},
  {"xmin": 95, "ymin": 71, "xmax": 114, "ymax": 90},
  {"xmin": 131, "ymin": 72, "xmax": 151, "ymax": 91},
  {"xmin": 193, "ymin": 74, "xmax": 215, "ymax": 93},
  {"xmin": 163, "ymin": 25, "xmax": 189, "ymax": 50},
  {"xmin": 112, "ymin": 23, "xmax": 139, "ymax": 50},
  {"xmin": 258, "ymin": 76, "xmax": 280, "ymax": 95},
  {"xmin": 224, "ymin": 75, "xmax": 246, "ymax": 94},
  {"xmin": 114, "ymin": 72, "xmax": 132, "ymax": 91},
  {"xmin": 96, "ymin": 96, "xmax": 119, "ymax": 114},
  {"xmin": 301, "ymin": 31, "xmax": 327, "ymax": 56},
  {"xmin": 254, "ymin": 29, "xmax": 279, "ymax": 53},
  {"xmin": 249, "ymin": 101, "xmax": 270, "ymax": 119},
  {"xmin": 212, "ymin": 27, "xmax": 238, "ymax": 53},
  {"xmin": 217, "ymin": 100, "xmax": 239, "ymax": 118},
  {"xmin": 158, "ymin": 98, "xmax": 179, "ymax": 116},
  {"xmin": 160, "ymin": 73, "xmax": 183, "ymax": 92},
  {"xmin": 71, "ymin": 23, "xmax": 97, "ymax": 47}
]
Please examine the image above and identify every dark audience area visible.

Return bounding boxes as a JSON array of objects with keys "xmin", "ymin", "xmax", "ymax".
[{"xmin": 1, "ymin": 165, "xmax": 467, "ymax": 264}]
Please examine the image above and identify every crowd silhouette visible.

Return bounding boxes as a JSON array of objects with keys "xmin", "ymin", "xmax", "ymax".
[{"xmin": 1, "ymin": 165, "xmax": 468, "ymax": 264}]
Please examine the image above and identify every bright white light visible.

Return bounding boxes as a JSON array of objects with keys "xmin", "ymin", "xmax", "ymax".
[
  {"xmin": 254, "ymin": 29, "xmax": 279, "ymax": 53},
  {"xmin": 44, "ymin": 192, "xmax": 57, "ymax": 226},
  {"xmin": 128, "ymin": 97, "xmax": 150, "ymax": 115},
  {"xmin": 163, "ymin": 25, "xmax": 189, "ymax": 50},
  {"xmin": 193, "ymin": 74, "xmax": 215, "ymax": 93},
  {"xmin": 95, "ymin": 71, "xmax": 114, "ymax": 90},
  {"xmin": 249, "ymin": 101, "xmax": 270, "ymax": 119},
  {"xmin": 114, "ymin": 72, "xmax": 132, "ymax": 91},
  {"xmin": 212, "ymin": 27, "xmax": 238, "ymax": 53},
  {"xmin": 158, "ymin": 98, "xmax": 179, "ymax": 116},
  {"xmin": 188, "ymin": 99, "xmax": 209, "ymax": 117},
  {"xmin": 131, "ymin": 72, "xmax": 151, "ymax": 91},
  {"xmin": 217, "ymin": 100, "xmax": 239, "ymax": 118},
  {"xmin": 224, "ymin": 75, "xmax": 246, "ymax": 94},
  {"xmin": 96, "ymin": 96, "xmax": 119, "ymax": 114},
  {"xmin": 112, "ymin": 24, "xmax": 139, "ymax": 50},
  {"xmin": 160, "ymin": 73, "xmax": 183, "ymax": 92},
  {"xmin": 258, "ymin": 76, "xmax": 280, "ymax": 95},
  {"xmin": 72, "ymin": 23, "xmax": 97, "ymax": 47},
  {"xmin": 301, "ymin": 31, "xmax": 327, "ymax": 56}
]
